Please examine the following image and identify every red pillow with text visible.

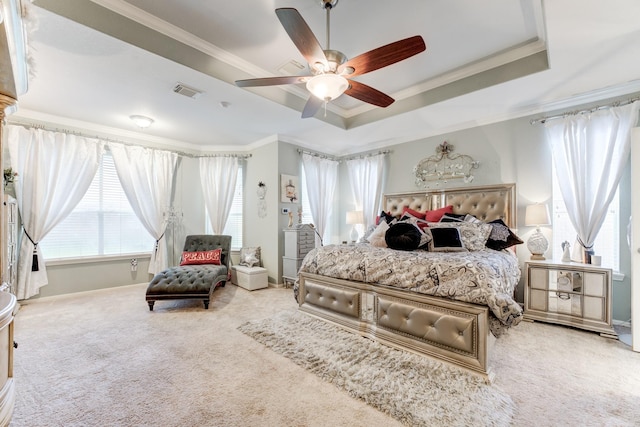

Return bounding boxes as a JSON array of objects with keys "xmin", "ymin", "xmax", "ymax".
[
  {"xmin": 425, "ymin": 205, "xmax": 454, "ymax": 222},
  {"xmin": 180, "ymin": 248, "xmax": 222, "ymax": 266}
]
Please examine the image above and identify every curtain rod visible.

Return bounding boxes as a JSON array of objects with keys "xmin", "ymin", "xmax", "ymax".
[
  {"xmin": 342, "ymin": 150, "xmax": 391, "ymax": 161},
  {"xmin": 297, "ymin": 148, "xmax": 339, "ymax": 161},
  {"xmin": 297, "ymin": 148, "xmax": 391, "ymax": 162},
  {"xmin": 5, "ymin": 120, "xmax": 251, "ymax": 159},
  {"xmin": 530, "ymin": 95, "xmax": 640, "ymax": 125}
]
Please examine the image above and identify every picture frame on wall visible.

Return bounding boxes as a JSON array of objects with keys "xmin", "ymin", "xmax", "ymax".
[{"xmin": 281, "ymin": 174, "xmax": 299, "ymax": 203}]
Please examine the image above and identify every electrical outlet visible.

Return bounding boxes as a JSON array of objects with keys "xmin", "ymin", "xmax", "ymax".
[
  {"xmin": 281, "ymin": 207, "xmax": 290, "ymax": 214},
  {"xmin": 131, "ymin": 258, "xmax": 138, "ymax": 272}
]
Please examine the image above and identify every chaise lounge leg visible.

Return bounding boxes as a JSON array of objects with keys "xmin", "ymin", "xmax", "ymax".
[
  {"xmin": 148, "ymin": 301, "xmax": 155, "ymax": 311},
  {"xmin": 203, "ymin": 300, "xmax": 209, "ymax": 310}
]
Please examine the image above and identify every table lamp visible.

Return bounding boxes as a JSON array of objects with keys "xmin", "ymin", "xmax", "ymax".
[
  {"xmin": 346, "ymin": 210, "xmax": 364, "ymax": 243},
  {"xmin": 525, "ymin": 203, "xmax": 550, "ymax": 260}
]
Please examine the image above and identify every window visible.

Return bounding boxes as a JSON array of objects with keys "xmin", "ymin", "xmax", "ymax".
[
  {"xmin": 551, "ymin": 165, "xmax": 620, "ymax": 271},
  {"xmin": 205, "ymin": 166, "xmax": 243, "ymax": 250},
  {"xmin": 40, "ymin": 152, "xmax": 154, "ymax": 259}
]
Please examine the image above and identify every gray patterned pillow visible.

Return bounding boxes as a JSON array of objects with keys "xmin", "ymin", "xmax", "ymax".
[{"xmin": 239, "ymin": 246, "xmax": 261, "ymax": 267}]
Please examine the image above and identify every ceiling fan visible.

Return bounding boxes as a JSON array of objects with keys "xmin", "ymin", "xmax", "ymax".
[{"xmin": 235, "ymin": 0, "xmax": 427, "ymax": 118}]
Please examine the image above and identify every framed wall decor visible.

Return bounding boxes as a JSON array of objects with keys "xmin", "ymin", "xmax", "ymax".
[{"xmin": 281, "ymin": 174, "xmax": 299, "ymax": 203}]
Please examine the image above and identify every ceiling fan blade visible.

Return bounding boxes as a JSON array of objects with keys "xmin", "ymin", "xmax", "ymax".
[
  {"xmin": 276, "ymin": 8, "xmax": 328, "ymax": 68},
  {"xmin": 301, "ymin": 95, "xmax": 323, "ymax": 118},
  {"xmin": 235, "ymin": 76, "xmax": 310, "ymax": 88},
  {"xmin": 338, "ymin": 35, "xmax": 426, "ymax": 78},
  {"xmin": 345, "ymin": 80, "xmax": 394, "ymax": 108}
]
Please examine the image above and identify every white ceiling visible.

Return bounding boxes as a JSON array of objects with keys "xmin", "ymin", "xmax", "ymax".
[{"xmin": 12, "ymin": 0, "xmax": 640, "ymax": 155}]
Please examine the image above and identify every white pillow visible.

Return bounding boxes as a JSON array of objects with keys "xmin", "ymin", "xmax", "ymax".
[{"xmin": 368, "ymin": 221, "xmax": 389, "ymax": 248}]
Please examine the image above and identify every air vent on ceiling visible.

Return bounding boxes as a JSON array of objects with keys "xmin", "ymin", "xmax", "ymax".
[
  {"xmin": 277, "ymin": 60, "xmax": 306, "ymax": 76},
  {"xmin": 173, "ymin": 83, "xmax": 203, "ymax": 99}
]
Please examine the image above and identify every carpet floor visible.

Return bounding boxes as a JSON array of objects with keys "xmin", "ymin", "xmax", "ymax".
[{"xmin": 9, "ymin": 283, "xmax": 640, "ymax": 426}]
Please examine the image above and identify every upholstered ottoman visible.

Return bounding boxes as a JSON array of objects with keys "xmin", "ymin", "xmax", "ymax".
[{"xmin": 231, "ymin": 265, "xmax": 268, "ymax": 291}]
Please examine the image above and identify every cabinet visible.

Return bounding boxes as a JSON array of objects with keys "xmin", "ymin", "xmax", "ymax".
[
  {"xmin": 282, "ymin": 224, "xmax": 315, "ymax": 287},
  {"xmin": 524, "ymin": 261, "xmax": 617, "ymax": 337},
  {"xmin": 1, "ymin": 195, "xmax": 17, "ymax": 295},
  {"xmin": 0, "ymin": 292, "xmax": 16, "ymax": 426}
]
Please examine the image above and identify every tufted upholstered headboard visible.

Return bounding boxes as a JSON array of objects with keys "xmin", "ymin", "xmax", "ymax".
[{"xmin": 383, "ymin": 183, "xmax": 516, "ymax": 228}]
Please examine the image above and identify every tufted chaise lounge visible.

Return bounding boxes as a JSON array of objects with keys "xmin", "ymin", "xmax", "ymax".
[{"xmin": 145, "ymin": 235, "xmax": 232, "ymax": 311}]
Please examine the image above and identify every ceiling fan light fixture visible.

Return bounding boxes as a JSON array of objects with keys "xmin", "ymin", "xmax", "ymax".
[{"xmin": 306, "ymin": 73, "xmax": 348, "ymax": 101}]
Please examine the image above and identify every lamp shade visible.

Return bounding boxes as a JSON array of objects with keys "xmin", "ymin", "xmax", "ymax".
[
  {"xmin": 346, "ymin": 210, "xmax": 364, "ymax": 225},
  {"xmin": 525, "ymin": 203, "xmax": 550, "ymax": 226}
]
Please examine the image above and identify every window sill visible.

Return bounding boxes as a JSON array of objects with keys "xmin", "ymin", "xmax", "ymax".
[
  {"xmin": 613, "ymin": 272, "xmax": 625, "ymax": 282},
  {"xmin": 45, "ymin": 253, "xmax": 151, "ymax": 267}
]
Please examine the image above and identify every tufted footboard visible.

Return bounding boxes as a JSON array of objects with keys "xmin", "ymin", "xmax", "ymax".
[{"xmin": 298, "ymin": 272, "xmax": 495, "ymax": 380}]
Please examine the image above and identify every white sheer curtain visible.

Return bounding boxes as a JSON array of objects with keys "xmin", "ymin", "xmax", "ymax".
[
  {"xmin": 6, "ymin": 125, "xmax": 105, "ymax": 299},
  {"xmin": 109, "ymin": 143, "xmax": 178, "ymax": 274},
  {"xmin": 200, "ymin": 156, "xmax": 239, "ymax": 234},
  {"xmin": 546, "ymin": 101, "xmax": 639, "ymax": 260},
  {"xmin": 346, "ymin": 153, "xmax": 386, "ymax": 228},
  {"xmin": 301, "ymin": 153, "xmax": 338, "ymax": 241}
]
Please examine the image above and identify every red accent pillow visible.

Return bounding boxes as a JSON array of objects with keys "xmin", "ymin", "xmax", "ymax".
[
  {"xmin": 425, "ymin": 205, "xmax": 454, "ymax": 222},
  {"xmin": 180, "ymin": 248, "xmax": 222, "ymax": 266},
  {"xmin": 402, "ymin": 207, "xmax": 426, "ymax": 220}
]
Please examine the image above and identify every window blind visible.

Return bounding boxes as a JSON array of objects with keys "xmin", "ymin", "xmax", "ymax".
[{"xmin": 39, "ymin": 152, "xmax": 154, "ymax": 259}]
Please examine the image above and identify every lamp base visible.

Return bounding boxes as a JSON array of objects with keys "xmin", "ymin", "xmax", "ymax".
[
  {"xmin": 527, "ymin": 228, "xmax": 549, "ymax": 261},
  {"xmin": 350, "ymin": 226, "xmax": 359, "ymax": 243}
]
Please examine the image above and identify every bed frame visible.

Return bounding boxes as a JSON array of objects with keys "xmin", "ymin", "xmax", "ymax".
[{"xmin": 297, "ymin": 183, "xmax": 516, "ymax": 380}]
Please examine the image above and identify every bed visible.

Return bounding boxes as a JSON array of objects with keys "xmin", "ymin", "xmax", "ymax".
[{"xmin": 294, "ymin": 183, "xmax": 522, "ymax": 380}]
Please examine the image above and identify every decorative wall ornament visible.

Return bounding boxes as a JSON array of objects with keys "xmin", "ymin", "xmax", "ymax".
[
  {"xmin": 257, "ymin": 181, "xmax": 267, "ymax": 218},
  {"xmin": 280, "ymin": 174, "xmax": 299, "ymax": 203},
  {"xmin": 413, "ymin": 141, "xmax": 479, "ymax": 188}
]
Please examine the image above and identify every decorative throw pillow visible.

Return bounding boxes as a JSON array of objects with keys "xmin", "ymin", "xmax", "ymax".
[
  {"xmin": 400, "ymin": 212, "xmax": 429, "ymax": 230},
  {"xmin": 368, "ymin": 221, "xmax": 390, "ymax": 247},
  {"xmin": 427, "ymin": 228, "xmax": 467, "ymax": 252},
  {"xmin": 239, "ymin": 246, "xmax": 261, "ymax": 267},
  {"xmin": 385, "ymin": 222, "xmax": 422, "ymax": 251},
  {"xmin": 428, "ymin": 222, "xmax": 492, "ymax": 251},
  {"xmin": 485, "ymin": 219, "xmax": 524, "ymax": 250},
  {"xmin": 425, "ymin": 205, "xmax": 454, "ymax": 222},
  {"xmin": 439, "ymin": 213, "xmax": 466, "ymax": 222},
  {"xmin": 180, "ymin": 248, "xmax": 222, "ymax": 266},
  {"xmin": 402, "ymin": 206, "xmax": 426, "ymax": 220},
  {"xmin": 376, "ymin": 210, "xmax": 396, "ymax": 225}
]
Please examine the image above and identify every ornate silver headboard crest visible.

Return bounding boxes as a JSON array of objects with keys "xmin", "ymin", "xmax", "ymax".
[{"xmin": 413, "ymin": 141, "xmax": 479, "ymax": 188}]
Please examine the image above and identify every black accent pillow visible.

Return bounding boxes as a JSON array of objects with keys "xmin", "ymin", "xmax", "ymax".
[
  {"xmin": 485, "ymin": 219, "xmax": 524, "ymax": 250},
  {"xmin": 428, "ymin": 227, "xmax": 466, "ymax": 252},
  {"xmin": 378, "ymin": 210, "xmax": 396, "ymax": 225},
  {"xmin": 385, "ymin": 222, "xmax": 421, "ymax": 251}
]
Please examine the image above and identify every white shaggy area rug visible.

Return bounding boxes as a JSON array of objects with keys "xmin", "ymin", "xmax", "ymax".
[{"xmin": 239, "ymin": 311, "xmax": 515, "ymax": 426}]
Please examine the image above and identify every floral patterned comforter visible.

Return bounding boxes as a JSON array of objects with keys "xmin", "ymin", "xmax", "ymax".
[{"xmin": 298, "ymin": 244, "xmax": 523, "ymax": 335}]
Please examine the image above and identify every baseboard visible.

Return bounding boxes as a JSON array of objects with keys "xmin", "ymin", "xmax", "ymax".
[{"xmin": 613, "ymin": 319, "xmax": 631, "ymax": 328}]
